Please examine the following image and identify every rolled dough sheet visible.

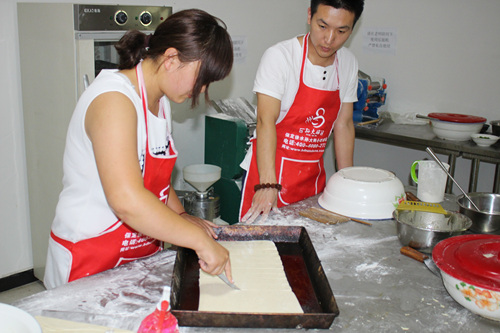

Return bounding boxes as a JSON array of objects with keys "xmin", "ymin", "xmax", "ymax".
[
  {"xmin": 35, "ymin": 316, "xmax": 134, "ymax": 332},
  {"xmin": 198, "ymin": 240, "xmax": 303, "ymax": 314}
]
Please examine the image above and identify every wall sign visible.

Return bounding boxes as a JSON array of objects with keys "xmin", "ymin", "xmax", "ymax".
[
  {"xmin": 232, "ymin": 35, "xmax": 247, "ymax": 64},
  {"xmin": 362, "ymin": 27, "xmax": 397, "ymax": 55}
]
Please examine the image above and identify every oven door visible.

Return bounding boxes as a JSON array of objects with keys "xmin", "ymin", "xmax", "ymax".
[{"xmin": 75, "ymin": 32, "xmax": 124, "ymax": 97}]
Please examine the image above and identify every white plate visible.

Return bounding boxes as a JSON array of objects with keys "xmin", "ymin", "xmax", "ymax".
[{"xmin": 0, "ymin": 303, "xmax": 41, "ymax": 333}]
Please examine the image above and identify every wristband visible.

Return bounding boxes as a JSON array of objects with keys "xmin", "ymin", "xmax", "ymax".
[
  {"xmin": 254, "ymin": 183, "xmax": 282, "ymax": 192},
  {"xmin": 179, "ymin": 211, "xmax": 188, "ymax": 216}
]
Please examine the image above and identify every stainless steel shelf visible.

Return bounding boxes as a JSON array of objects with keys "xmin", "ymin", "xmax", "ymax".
[{"xmin": 355, "ymin": 119, "xmax": 500, "ymax": 193}]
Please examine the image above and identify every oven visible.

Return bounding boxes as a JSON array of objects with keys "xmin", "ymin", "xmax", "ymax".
[{"xmin": 73, "ymin": 4, "xmax": 172, "ymax": 95}]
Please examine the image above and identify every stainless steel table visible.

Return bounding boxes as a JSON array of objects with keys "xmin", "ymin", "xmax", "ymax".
[
  {"xmin": 355, "ymin": 119, "xmax": 500, "ymax": 193},
  {"xmin": 14, "ymin": 195, "xmax": 500, "ymax": 332}
]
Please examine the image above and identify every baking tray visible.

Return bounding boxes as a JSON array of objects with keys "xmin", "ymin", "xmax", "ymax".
[{"xmin": 170, "ymin": 225, "xmax": 339, "ymax": 329}]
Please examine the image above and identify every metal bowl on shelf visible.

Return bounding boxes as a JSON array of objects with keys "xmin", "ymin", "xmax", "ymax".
[
  {"xmin": 457, "ymin": 193, "xmax": 500, "ymax": 234},
  {"xmin": 394, "ymin": 209, "xmax": 472, "ymax": 254},
  {"xmin": 491, "ymin": 120, "xmax": 500, "ymax": 136}
]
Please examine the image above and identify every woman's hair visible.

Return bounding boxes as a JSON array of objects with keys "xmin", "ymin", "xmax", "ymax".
[{"xmin": 115, "ymin": 9, "xmax": 233, "ymax": 107}]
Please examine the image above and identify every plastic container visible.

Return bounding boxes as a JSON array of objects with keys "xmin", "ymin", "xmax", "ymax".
[
  {"xmin": 137, "ymin": 287, "xmax": 179, "ymax": 333},
  {"xmin": 411, "ymin": 160, "xmax": 449, "ymax": 203}
]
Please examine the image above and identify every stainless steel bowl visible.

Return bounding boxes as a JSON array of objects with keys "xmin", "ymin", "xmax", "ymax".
[
  {"xmin": 394, "ymin": 209, "xmax": 472, "ymax": 254},
  {"xmin": 457, "ymin": 192, "xmax": 500, "ymax": 234},
  {"xmin": 491, "ymin": 120, "xmax": 500, "ymax": 136}
]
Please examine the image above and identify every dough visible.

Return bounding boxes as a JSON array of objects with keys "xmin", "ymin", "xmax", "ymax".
[
  {"xmin": 35, "ymin": 316, "xmax": 134, "ymax": 332},
  {"xmin": 198, "ymin": 240, "xmax": 303, "ymax": 314}
]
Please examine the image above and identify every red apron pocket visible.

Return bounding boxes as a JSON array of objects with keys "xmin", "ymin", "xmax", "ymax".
[{"xmin": 278, "ymin": 157, "xmax": 325, "ymax": 205}]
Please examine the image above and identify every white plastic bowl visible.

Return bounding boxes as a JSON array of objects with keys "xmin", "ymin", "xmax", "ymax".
[
  {"xmin": 318, "ymin": 166, "xmax": 405, "ymax": 220},
  {"xmin": 433, "ymin": 234, "xmax": 500, "ymax": 321},
  {"xmin": 0, "ymin": 303, "xmax": 41, "ymax": 333},
  {"xmin": 471, "ymin": 133, "xmax": 499, "ymax": 147},
  {"xmin": 430, "ymin": 120, "xmax": 484, "ymax": 141},
  {"xmin": 439, "ymin": 270, "xmax": 500, "ymax": 321}
]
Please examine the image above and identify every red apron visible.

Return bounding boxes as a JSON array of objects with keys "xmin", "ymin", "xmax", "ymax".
[
  {"xmin": 50, "ymin": 62, "xmax": 178, "ymax": 282},
  {"xmin": 240, "ymin": 33, "xmax": 341, "ymax": 219}
]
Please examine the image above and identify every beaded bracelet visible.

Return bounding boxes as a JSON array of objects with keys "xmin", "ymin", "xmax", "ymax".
[{"xmin": 254, "ymin": 183, "xmax": 282, "ymax": 192}]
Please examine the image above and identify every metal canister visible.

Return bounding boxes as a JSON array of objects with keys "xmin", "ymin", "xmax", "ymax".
[{"xmin": 183, "ymin": 189, "xmax": 220, "ymax": 222}]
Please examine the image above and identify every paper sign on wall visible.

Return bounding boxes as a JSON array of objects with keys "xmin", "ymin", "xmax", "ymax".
[
  {"xmin": 232, "ymin": 35, "xmax": 247, "ymax": 64},
  {"xmin": 362, "ymin": 28, "xmax": 397, "ymax": 55}
]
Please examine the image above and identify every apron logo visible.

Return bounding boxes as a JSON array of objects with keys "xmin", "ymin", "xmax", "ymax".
[
  {"xmin": 159, "ymin": 185, "xmax": 170, "ymax": 203},
  {"xmin": 307, "ymin": 108, "xmax": 326, "ymax": 129}
]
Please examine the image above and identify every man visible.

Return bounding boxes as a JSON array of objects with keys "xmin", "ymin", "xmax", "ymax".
[{"xmin": 239, "ymin": 0, "xmax": 364, "ymax": 223}]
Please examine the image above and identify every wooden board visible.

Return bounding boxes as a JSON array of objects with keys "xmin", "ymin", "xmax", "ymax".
[{"xmin": 299, "ymin": 207, "xmax": 350, "ymax": 225}]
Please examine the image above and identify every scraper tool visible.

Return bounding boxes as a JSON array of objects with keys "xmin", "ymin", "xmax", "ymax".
[{"xmin": 218, "ymin": 273, "xmax": 240, "ymax": 290}]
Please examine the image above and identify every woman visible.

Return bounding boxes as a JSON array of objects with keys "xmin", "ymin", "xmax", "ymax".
[{"xmin": 44, "ymin": 9, "xmax": 234, "ymax": 289}]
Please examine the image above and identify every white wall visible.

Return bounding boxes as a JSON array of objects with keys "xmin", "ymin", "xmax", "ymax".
[
  {"xmin": 2, "ymin": 0, "xmax": 499, "ymax": 278},
  {"xmin": 1, "ymin": 0, "xmax": 308, "ymax": 278},
  {"xmin": 164, "ymin": 0, "xmax": 309, "ymax": 189},
  {"xmin": 0, "ymin": 0, "xmax": 32, "ymax": 279},
  {"xmin": 323, "ymin": 0, "xmax": 500, "ymax": 192}
]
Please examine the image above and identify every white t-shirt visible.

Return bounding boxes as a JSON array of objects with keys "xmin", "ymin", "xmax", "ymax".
[
  {"xmin": 241, "ymin": 35, "xmax": 359, "ymax": 169},
  {"xmin": 50, "ymin": 69, "xmax": 173, "ymax": 241}
]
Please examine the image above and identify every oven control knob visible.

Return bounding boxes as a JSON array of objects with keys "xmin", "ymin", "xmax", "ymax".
[
  {"xmin": 140, "ymin": 11, "xmax": 152, "ymax": 26},
  {"xmin": 115, "ymin": 10, "xmax": 128, "ymax": 25}
]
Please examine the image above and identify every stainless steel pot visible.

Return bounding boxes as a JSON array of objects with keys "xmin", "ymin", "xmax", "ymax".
[
  {"xmin": 457, "ymin": 192, "xmax": 500, "ymax": 234},
  {"xmin": 184, "ymin": 189, "xmax": 220, "ymax": 222},
  {"xmin": 491, "ymin": 120, "xmax": 500, "ymax": 136},
  {"xmin": 394, "ymin": 209, "xmax": 472, "ymax": 254}
]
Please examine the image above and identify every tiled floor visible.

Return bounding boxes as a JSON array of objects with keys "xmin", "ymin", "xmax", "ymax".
[{"xmin": 0, "ymin": 281, "xmax": 46, "ymax": 305}]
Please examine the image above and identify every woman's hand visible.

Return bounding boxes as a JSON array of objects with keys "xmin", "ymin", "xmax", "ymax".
[
  {"xmin": 241, "ymin": 188, "xmax": 279, "ymax": 224},
  {"xmin": 197, "ymin": 239, "xmax": 233, "ymax": 281},
  {"xmin": 181, "ymin": 213, "xmax": 218, "ymax": 239}
]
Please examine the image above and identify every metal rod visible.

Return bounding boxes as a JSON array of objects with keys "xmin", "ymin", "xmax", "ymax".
[
  {"xmin": 446, "ymin": 154, "xmax": 456, "ymax": 193},
  {"xmin": 425, "ymin": 147, "xmax": 480, "ymax": 211},
  {"xmin": 469, "ymin": 158, "xmax": 480, "ymax": 192},
  {"xmin": 494, "ymin": 163, "xmax": 500, "ymax": 193}
]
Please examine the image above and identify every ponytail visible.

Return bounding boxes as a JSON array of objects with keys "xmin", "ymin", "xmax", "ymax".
[
  {"xmin": 115, "ymin": 30, "xmax": 150, "ymax": 69},
  {"xmin": 114, "ymin": 9, "xmax": 233, "ymax": 107}
]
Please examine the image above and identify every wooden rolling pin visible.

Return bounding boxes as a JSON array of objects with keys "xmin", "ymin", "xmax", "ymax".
[
  {"xmin": 405, "ymin": 191, "xmax": 420, "ymax": 202},
  {"xmin": 357, "ymin": 118, "xmax": 381, "ymax": 126},
  {"xmin": 400, "ymin": 246, "xmax": 428, "ymax": 262},
  {"xmin": 300, "ymin": 207, "xmax": 372, "ymax": 226}
]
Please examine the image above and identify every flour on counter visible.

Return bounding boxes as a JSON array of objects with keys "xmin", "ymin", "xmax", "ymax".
[{"xmin": 14, "ymin": 194, "xmax": 497, "ymax": 333}]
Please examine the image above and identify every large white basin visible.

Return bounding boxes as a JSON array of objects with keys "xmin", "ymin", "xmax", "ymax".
[{"xmin": 318, "ymin": 166, "xmax": 405, "ymax": 220}]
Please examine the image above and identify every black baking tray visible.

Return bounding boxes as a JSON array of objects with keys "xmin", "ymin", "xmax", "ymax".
[{"xmin": 170, "ymin": 225, "xmax": 339, "ymax": 329}]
